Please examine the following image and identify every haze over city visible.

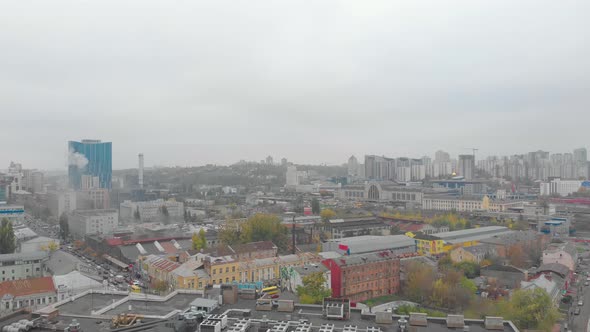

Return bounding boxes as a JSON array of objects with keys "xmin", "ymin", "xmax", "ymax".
[{"xmin": 2, "ymin": 0, "xmax": 590, "ymax": 169}]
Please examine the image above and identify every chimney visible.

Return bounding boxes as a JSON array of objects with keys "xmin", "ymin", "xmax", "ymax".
[{"xmin": 138, "ymin": 153, "xmax": 144, "ymax": 189}]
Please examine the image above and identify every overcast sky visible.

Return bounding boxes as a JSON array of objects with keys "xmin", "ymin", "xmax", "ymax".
[{"xmin": 1, "ymin": 1, "xmax": 589, "ymax": 170}]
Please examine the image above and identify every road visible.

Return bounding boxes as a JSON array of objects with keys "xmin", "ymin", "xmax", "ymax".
[{"xmin": 570, "ymin": 250, "xmax": 590, "ymax": 332}]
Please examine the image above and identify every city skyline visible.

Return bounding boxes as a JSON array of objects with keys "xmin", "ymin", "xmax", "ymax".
[{"xmin": 2, "ymin": 0, "xmax": 589, "ymax": 169}]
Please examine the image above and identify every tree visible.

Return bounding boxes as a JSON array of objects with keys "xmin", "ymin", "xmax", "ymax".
[
  {"xmin": 311, "ymin": 198, "xmax": 321, "ymax": 214},
  {"xmin": 134, "ymin": 207, "xmax": 140, "ymax": 220},
  {"xmin": 59, "ymin": 213, "xmax": 69, "ymax": 240},
  {"xmin": 153, "ymin": 280, "xmax": 169, "ymax": 294},
  {"xmin": 499, "ymin": 288, "xmax": 560, "ymax": 331},
  {"xmin": 192, "ymin": 231, "xmax": 207, "ymax": 251},
  {"xmin": 296, "ymin": 272, "xmax": 331, "ymax": 304},
  {"xmin": 0, "ymin": 218, "xmax": 16, "ymax": 254},
  {"xmin": 403, "ymin": 261, "xmax": 435, "ymax": 303},
  {"xmin": 454, "ymin": 261, "xmax": 480, "ymax": 278},
  {"xmin": 320, "ymin": 209, "xmax": 336, "ymax": 222},
  {"xmin": 240, "ymin": 214, "xmax": 289, "ymax": 251},
  {"xmin": 41, "ymin": 240, "xmax": 59, "ymax": 252},
  {"xmin": 160, "ymin": 205, "xmax": 169, "ymax": 217}
]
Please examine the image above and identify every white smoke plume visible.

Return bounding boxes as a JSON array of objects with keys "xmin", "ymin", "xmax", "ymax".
[{"xmin": 68, "ymin": 148, "xmax": 89, "ymax": 168}]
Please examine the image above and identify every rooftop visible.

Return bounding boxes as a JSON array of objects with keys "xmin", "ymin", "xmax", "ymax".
[
  {"xmin": 535, "ymin": 263, "xmax": 570, "ymax": 278},
  {"xmin": 71, "ymin": 209, "xmax": 118, "ymax": 216},
  {"xmin": 0, "ymin": 276, "xmax": 55, "ymax": 298},
  {"xmin": 0, "ymin": 251, "xmax": 49, "ymax": 262},
  {"xmin": 433, "ymin": 226, "xmax": 513, "ymax": 244},
  {"xmin": 480, "ymin": 230, "xmax": 538, "ymax": 246},
  {"xmin": 324, "ymin": 251, "xmax": 399, "ymax": 267}
]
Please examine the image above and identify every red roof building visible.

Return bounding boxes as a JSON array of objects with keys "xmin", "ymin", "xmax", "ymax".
[{"xmin": 0, "ymin": 276, "xmax": 57, "ymax": 311}]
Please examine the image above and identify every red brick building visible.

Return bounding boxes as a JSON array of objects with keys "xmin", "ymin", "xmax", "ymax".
[{"xmin": 322, "ymin": 252, "xmax": 400, "ymax": 302}]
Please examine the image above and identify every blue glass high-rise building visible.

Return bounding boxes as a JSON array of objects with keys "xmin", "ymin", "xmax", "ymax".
[{"xmin": 68, "ymin": 139, "xmax": 112, "ymax": 189}]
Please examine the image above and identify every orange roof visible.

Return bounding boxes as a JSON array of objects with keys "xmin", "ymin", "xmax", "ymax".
[
  {"xmin": 0, "ymin": 276, "xmax": 55, "ymax": 298},
  {"xmin": 160, "ymin": 241, "xmax": 179, "ymax": 254}
]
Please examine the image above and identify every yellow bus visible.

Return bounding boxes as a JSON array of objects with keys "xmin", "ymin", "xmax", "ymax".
[
  {"xmin": 260, "ymin": 286, "xmax": 279, "ymax": 295},
  {"xmin": 130, "ymin": 285, "xmax": 141, "ymax": 293}
]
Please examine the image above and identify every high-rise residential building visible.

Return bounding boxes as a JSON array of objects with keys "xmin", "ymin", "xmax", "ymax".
[
  {"xmin": 281, "ymin": 158, "xmax": 288, "ymax": 166},
  {"xmin": 68, "ymin": 139, "xmax": 112, "ymax": 190},
  {"xmin": 435, "ymin": 150, "xmax": 450, "ymax": 162},
  {"xmin": 574, "ymin": 148, "xmax": 587, "ymax": 164},
  {"xmin": 266, "ymin": 155, "xmax": 274, "ymax": 165},
  {"xmin": 347, "ymin": 156, "xmax": 359, "ymax": 177},
  {"xmin": 364, "ymin": 155, "xmax": 396, "ymax": 181},
  {"xmin": 458, "ymin": 155, "xmax": 475, "ymax": 180},
  {"xmin": 286, "ymin": 165, "xmax": 299, "ymax": 186}
]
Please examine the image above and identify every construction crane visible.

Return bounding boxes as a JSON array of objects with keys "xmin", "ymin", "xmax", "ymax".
[{"xmin": 463, "ymin": 148, "xmax": 479, "ymax": 159}]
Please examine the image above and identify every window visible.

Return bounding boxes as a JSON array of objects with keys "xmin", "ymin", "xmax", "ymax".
[
  {"xmin": 212, "ymin": 269, "xmax": 216, "ymax": 275},
  {"xmin": 226, "ymin": 267, "xmax": 229, "ymax": 273},
  {"xmin": 36, "ymin": 267, "xmax": 40, "ymax": 272},
  {"xmin": 226, "ymin": 278, "xmax": 229, "ymax": 283},
  {"xmin": 219, "ymin": 279, "xmax": 222, "ymax": 284},
  {"xmin": 232, "ymin": 276, "xmax": 235, "ymax": 282},
  {"xmin": 232, "ymin": 266, "xmax": 235, "ymax": 272},
  {"xmin": 26, "ymin": 269, "xmax": 29, "ymax": 273}
]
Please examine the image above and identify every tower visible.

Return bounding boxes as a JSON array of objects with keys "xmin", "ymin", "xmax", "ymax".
[{"xmin": 138, "ymin": 153, "xmax": 144, "ymax": 189}]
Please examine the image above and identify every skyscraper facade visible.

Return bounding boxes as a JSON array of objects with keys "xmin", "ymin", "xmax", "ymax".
[
  {"xmin": 68, "ymin": 140, "xmax": 112, "ymax": 189},
  {"xmin": 458, "ymin": 155, "xmax": 475, "ymax": 180}
]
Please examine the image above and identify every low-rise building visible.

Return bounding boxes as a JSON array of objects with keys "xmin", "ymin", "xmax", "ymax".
[
  {"xmin": 315, "ymin": 217, "xmax": 391, "ymax": 240},
  {"xmin": 481, "ymin": 265, "xmax": 527, "ymax": 289},
  {"xmin": 238, "ymin": 253, "xmax": 320, "ymax": 284},
  {"xmin": 0, "ymin": 276, "xmax": 56, "ymax": 313},
  {"xmin": 322, "ymin": 235, "xmax": 416, "ymax": 256},
  {"xmin": 323, "ymin": 251, "xmax": 400, "ymax": 302},
  {"xmin": 432, "ymin": 226, "xmax": 513, "ymax": 252},
  {"xmin": 288, "ymin": 263, "xmax": 331, "ymax": 293},
  {"xmin": 450, "ymin": 245, "xmax": 496, "ymax": 264},
  {"xmin": 336, "ymin": 182, "xmax": 423, "ymax": 207},
  {"xmin": 202, "ymin": 255, "xmax": 240, "ymax": 286},
  {"xmin": 140, "ymin": 255, "xmax": 181, "ymax": 288},
  {"xmin": 120, "ymin": 199, "xmax": 184, "ymax": 223},
  {"xmin": 69, "ymin": 209, "xmax": 118, "ymax": 238},
  {"xmin": 422, "ymin": 195, "xmax": 522, "ymax": 212},
  {"xmin": 480, "ymin": 230, "xmax": 547, "ymax": 258},
  {"xmin": 170, "ymin": 260, "xmax": 209, "ymax": 290},
  {"xmin": 521, "ymin": 273, "xmax": 563, "ymax": 304},
  {"xmin": 0, "ymin": 252, "xmax": 49, "ymax": 282},
  {"xmin": 53, "ymin": 271, "xmax": 103, "ymax": 300},
  {"xmin": 19, "ymin": 236, "xmax": 59, "ymax": 253},
  {"xmin": 408, "ymin": 233, "xmax": 445, "ymax": 256}
]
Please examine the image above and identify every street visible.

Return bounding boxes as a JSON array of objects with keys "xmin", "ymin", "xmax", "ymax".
[{"xmin": 570, "ymin": 250, "xmax": 590, "ymax": 332}]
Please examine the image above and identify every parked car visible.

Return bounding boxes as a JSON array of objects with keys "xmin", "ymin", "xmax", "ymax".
[
  {"xmin": 574, "ymin": 307, "xmax": 581, "ymax": 315},
  {"xmin": 578, "ymin": 300, "xmax": 584, "ymax": 306}
]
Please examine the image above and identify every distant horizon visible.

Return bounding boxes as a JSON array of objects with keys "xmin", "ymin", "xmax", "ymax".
[{"xmin": 2, "ymin": 145, "xmax": 588, "ymax": 173}]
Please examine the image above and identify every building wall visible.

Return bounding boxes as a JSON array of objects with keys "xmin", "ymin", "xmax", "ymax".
[
  {"xmin": 0, "ymin": 291, "xmax": 57, "ymax": 313},
  {"xmin": 415, "ymin": 238, "xmax": 444, "ymax": 256},
  {"xmin": 0, "ymin": 259, "xmax": 46, "ymax": 282},
  {"xmin": 69, "ymin": 210, "xmax": 118, "ymax": 238},
  {"xmin": 120, "ymin": 199, "xmax": 184, "ymax": 222},
  {"xmin": 450, "ymin": 247, "xmax": 476, "ymax": 263},
  {"xmin": 206, "ymin": 259, "xmax": 240, "ymax": 285},
  {"xmin": 323, "ymin": 257, "xmax": 400, "ymax": 302}
]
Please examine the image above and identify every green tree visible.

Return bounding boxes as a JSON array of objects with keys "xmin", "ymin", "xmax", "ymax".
[
  {"xmin": 320, "ymin": 209, "xmax": 336, "ymax": 222},
  {"xmin": 454, "ymin": 261, "xmax": 480, "ymax": 278},
  {"xmin": 240, "ymin": 214, "xmax": 288, "ymax": 251},
  {"xmin": 198, "ymin": 229, "xmax": 207, "ymax": 249},
  {"xmin": 192, "ymin": 231, "xmax": 206, "ymax": 251},
  {"xmin": 0, "ymin": 218, "xmax": 16, "ymax": 254},
  {"xmin": 500, "ymin": 288, "xmax": 560, "ymax": 331},
  {"xmin": 311, "ymin": 198, "xmax": 321, "ymax": 214},
  {"xmin": 59, "ymin": 213, "xmax": 70, "ymax": 240},
  {"xmin": 296, "ymin": 272, "xmax": 331, "ymax": 304}
]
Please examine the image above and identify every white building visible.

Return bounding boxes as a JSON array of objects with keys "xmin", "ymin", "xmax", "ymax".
[
  {"xmin": 458, "ymin": 155, "xmax": 475, "ymax": 180},
  {"xmin": 289, "ymin": 264, "xmax": 331, "ymax": 293},
  {"xmin": 119, "ymin": 199, "xmax": 184, "ymax": 222},
  {"xmin": 0, "ymin": 252, "xmax": 49, "ymax": 282},
  {"xmin": 68, "ymin": 209, "xmax": 119, "ymax": 238},
  {"xmin": 53, "ymin": 271, "xmax": 103, "ymax": 301},
  {"xmin": 540, "ymin": 178, "xmax": 582, "ymax": 197},
  {"xmin": 286, "ymin": 166, "xmax": 298, "ymax": 186},
  {"xmin": 47, "ymin": 191, "xmax": 77, "ymax": 217}
]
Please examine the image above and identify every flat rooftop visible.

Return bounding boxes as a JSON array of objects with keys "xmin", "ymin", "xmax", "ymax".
[{"xmin": 17, "ymin": 291, "xmax": 520, "ymax": 332}]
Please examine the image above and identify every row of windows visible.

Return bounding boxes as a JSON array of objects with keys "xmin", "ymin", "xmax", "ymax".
[
  {"xmin": 211, "ymin": 266, "xmax": 236, "ymax": 275},
  {"xmin": 6, "ymin": 296, "xmax": 57, "ymax": 309},
  {"xmin": 211, "ymin": 276, "xmax": 236, "ymax": 284}
]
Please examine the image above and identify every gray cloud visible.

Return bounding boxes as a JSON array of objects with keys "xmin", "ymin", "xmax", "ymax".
[{"xmin": 1, "ymin": 0, "xmax": 589, "ymax": 169}]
